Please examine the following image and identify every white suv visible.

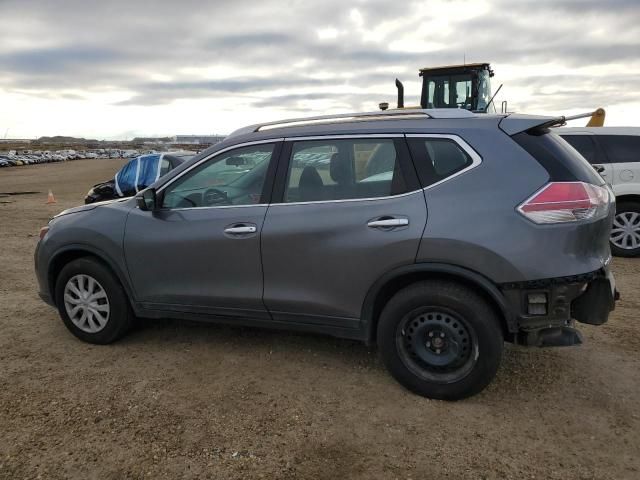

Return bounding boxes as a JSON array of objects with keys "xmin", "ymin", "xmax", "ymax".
[{"xmin": 558, "ymin": 127, "xmax": 640, "ymax": 257}]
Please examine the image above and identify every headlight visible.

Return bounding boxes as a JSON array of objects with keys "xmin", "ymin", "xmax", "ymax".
[{"xmin": 86, "ymin": 187, "xmax": 95, "ymax": 197}]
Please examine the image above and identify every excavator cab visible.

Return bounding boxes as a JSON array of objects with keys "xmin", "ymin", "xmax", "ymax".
[{"xmin": 419, "ymin": 63, "xmax": 494, "ymax": 112}]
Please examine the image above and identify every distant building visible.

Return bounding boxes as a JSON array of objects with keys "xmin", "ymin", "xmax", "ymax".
[
  {"xmin": 174, "ymin": 135, "xmax": 225, "ymax": 145},
  {"xmin": 132, "ymin": 137, "xmax": 173, "ymax": 144},
  {"xmin": 0, "ymin": 138, "xmax": 31, "ymax": 143}
]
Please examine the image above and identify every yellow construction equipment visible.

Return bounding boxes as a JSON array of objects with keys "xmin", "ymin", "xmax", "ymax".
[
  {"xmin": 385, "ymin": 62, "xmax": 606, "ymax": 126},
  {"xmin": 586, "ymin": 108, "xmax": 606, "ymax": 127}
]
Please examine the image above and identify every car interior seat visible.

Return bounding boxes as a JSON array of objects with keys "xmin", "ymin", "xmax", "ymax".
[{"xmin": 298, "ymin": 166, "xmax": 324, "ymax": 201}]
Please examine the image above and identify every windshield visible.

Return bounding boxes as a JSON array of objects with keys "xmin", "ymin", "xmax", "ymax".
[{"xmin": 476, "ymin": 69, "xmax": 492, "ymax": 112}]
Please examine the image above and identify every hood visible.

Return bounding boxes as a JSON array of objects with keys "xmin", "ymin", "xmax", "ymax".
[{"xmin": 54, "ymin": 197, "xmax": 128, "ymax": 218}]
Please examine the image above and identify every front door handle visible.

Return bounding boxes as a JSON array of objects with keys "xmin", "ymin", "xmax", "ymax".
[
  {"xmin": 367, "ymin": 218, "xmax": 409, "ymax": 228},
  {"xmin": 593, "ymin": 164, "xmax": 606, "ymax": 174},
  {"xmin": 224, "ymin": 225, "xmax": 257, "ymax": 234}
]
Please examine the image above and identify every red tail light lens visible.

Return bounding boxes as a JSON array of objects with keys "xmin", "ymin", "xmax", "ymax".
[{"xmin": 518, "ymin": 182, "xmax": 610, "ymax": 224}]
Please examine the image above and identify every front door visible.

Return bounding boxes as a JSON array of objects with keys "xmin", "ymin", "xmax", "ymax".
[
  {"xmin": 124, "ymin": 141, "xmax": 281, "ymax": 319},
  {"xmin": 261, "ymin": 135, "xmax": 427, "ymax": 328}
]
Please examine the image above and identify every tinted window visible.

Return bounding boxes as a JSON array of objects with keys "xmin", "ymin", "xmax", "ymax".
[
  {"xmin": 284, "ymin": 139, "xmax": 407, "ymax": 202},
  {"xmin": 560, "ymin": 135, "xmax": 597, "ymax": 164},
  {"xmin": 408, "ymin": 137, "xmax": 473, "ymax": 187},
  {"xmin": 162, "ymin": 144, "xmax": 275, "ymax": 208},
  {"xmin": 513, "ymin": 131, "xmax": 603, "ymax": 185},
  {"xmin": 599, "ymin": 135, "xmax": 640, "ymax": 163}
]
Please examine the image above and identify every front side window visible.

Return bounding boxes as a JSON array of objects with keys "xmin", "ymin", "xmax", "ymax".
[
  {"xmin": 599, "ymin": 135, "xmax": 640, "ymax": 164},
  {"xmin": 284, "ymin": 139, "xmax": 407, "ymax": 202},
  {"xmin": 162, "ymin": 144, "xmax": 275, "ymax": 209}
]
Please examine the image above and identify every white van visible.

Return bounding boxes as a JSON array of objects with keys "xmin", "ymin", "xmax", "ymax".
[{"xmin": 558, "ymin": 127, "xmax": 640, "ymax": 257}]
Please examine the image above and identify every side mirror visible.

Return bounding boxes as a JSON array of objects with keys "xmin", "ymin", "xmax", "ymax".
[{"xmin": 136, "ymin": 188, "xmax": 157, "ymax": 211}]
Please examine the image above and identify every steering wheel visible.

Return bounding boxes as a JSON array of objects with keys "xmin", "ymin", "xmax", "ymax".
[{"xmin": 203, "ymin": 188, "xmax": 230, "ymax": 206}]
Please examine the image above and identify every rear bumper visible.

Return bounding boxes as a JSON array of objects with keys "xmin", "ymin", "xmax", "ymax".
[{"xmin": 501, "ymin": 266, "xmax": 617, "ymax": 347}]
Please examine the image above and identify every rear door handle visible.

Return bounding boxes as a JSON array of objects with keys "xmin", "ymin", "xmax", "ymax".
[
  {"xmin": 593, "ymin": 164, "xmax": 606, "ymax": 174},
  {"xmin": 367, "ymin": 218, "xmax": 409, "ymax": 228},
  {"xmin": 224, "ymin": 224, "xmax": 257, "ymax": 234}
]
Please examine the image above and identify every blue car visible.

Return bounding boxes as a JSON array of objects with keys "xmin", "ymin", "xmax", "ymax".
[{"xmin": 84, "ymin": 152, "xmax": 193, "ymax": 204}]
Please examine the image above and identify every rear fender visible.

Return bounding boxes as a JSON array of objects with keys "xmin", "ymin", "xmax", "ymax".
[{"xmin": 361, "ymin": 263, "xmax": 515, "ymax": 345}]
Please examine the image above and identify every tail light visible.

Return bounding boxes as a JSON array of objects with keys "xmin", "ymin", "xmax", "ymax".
[
  {"xmin": 39, "ymin": 226, "xmax": 49, "ymax": 240},
  {"xmin": 517, "ymin": 182, "xmax": 611, "ymax": 224}
]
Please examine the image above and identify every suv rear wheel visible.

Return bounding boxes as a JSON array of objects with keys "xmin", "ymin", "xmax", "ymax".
[
  {"xmin": 611, "ymin": 200, "xmax": 640, "ymax": 257},
  {"xmin": 55, "ymin": 257, "xmax": 133, "ymax": 344},
  {"xmin": 377, "ymin": 280, "xmax": 503, "ymax": 400}
]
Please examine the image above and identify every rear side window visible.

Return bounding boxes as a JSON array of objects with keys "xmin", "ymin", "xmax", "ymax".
[
  {"xmin": 407, "ymin": 137, "xmax": 474, "ymax": 187},
  {"xmin": 513, "ymin": 131, "xmax": 603, "ymax": 185},
  {"xmin": 283, "ymin": 138, "xmax": 411, "ymax": 202},
  {"xmin": 560, "ymin": 135, "xmax": 598, "ymax": 164},
  {"xmin": 599, "ymin": 135, "xmax": 640, "ymax": 164}
]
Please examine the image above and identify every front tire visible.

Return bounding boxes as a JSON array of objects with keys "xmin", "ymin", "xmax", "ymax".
[
  {"xmin": 55, "ymin": 257, "xmax": 133, "ymax": 344},
  {"xmin": 610, "ymin": 201, "xmax": 640, "ymax": 257},
  {"xmin": 377, "ymin": 280, "xmax": 503, "ymax": 400}
]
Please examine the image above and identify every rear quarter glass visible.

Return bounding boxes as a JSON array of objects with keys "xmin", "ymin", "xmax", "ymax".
[{"xmin": 513, "ymin": 131, "xmax": 604, "ymax": 185}]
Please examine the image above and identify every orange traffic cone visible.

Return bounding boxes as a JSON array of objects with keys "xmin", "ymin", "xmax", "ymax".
[{"xmin": 46, "ymin": 190, "xmax": 57, "ymax": 204}]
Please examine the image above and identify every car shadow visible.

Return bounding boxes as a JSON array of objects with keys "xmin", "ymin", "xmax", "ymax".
[{"xmin": 124, "ymin": 317, "xmax": 578, "ymax": 400}]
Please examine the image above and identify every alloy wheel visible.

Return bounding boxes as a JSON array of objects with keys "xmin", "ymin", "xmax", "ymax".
[
  {"xmin": 611, "ymin": 212, "xmax": 640, "ymax": 250},
  {"xmin": 63, "ymin": 274, "xmax": 110, "ymax": 333}
]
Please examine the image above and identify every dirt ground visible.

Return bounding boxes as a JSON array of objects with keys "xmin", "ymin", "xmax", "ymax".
[{"xmin": 1, "ymin": 158, "xmax": 639, "ymax": 480}]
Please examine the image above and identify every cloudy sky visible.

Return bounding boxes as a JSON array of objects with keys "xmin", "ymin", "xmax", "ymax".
[{"xmin": 1, "ymin": 0, "xmax": 639, "ymax": 139}]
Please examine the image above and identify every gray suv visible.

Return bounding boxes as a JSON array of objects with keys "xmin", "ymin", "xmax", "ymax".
[{"xmin": 35, "ymin": 109, "xmax": 618, "ymax": 400}]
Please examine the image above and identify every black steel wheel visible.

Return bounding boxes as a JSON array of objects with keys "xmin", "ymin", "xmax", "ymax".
[
  {"xmin": 378, "ymin": 280, "xmax": 503, "ymax": 400},
  {"xmin": 397, "ymin": 308, "xmax": 478, "ymax": 384}
]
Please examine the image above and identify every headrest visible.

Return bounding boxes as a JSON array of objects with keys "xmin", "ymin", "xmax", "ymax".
[{"xmin": 330, "ymin": 152, "xmax": 350, "ymax": 184}]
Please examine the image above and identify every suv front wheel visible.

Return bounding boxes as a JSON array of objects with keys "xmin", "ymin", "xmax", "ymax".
[
  {"xmin": 55, "ymin": 257, "xmax": 133, "ymax": 344},
  {"xmin": 377, "ymin": 280, "xmax": 503, "ymax": 400}
]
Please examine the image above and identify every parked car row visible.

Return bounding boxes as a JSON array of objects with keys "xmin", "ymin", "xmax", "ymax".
[{"xmin": 0, "ymin": 148, "xmax": 150, "ymax": 168}]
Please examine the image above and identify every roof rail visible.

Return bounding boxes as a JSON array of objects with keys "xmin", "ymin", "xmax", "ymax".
[{"xmin": 227, "ymin": 108, "xmax": 476, "ymax": 138}]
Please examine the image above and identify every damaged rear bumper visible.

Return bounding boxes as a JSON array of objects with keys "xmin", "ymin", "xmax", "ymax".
[{"xmin": 501, "ymin": 266, "xmax": 618, "ymax": 347}]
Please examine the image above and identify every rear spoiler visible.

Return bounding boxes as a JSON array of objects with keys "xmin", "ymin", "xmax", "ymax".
[
  {"xmin": 499, "ymin": 114, "xmax": 564, "ymax": 136},
  {"xmin": 499, "ymin": 109, "xmax": 606, "ymax": 136}
]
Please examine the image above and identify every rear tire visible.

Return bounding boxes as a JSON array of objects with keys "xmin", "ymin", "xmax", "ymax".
[
  {"xmin": 55, "ymin": 257, "xmax": 133, "ymax": 344},
  {"xmin": 610, "ymin": 201, "xmax": 640, "ymax": 257},
  {"xmin": 377, "ymin": 280, "xmax": 503, "ymax": 400}
]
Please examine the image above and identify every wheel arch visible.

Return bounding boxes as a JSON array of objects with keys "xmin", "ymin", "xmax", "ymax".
[
  {"xmin": 47, "ymin": 245, "xmax": 136, "ymax": 308},
  {"xmin": 614, "ymin": 194, "xmax": 640, "ymax": 205},
  {"xmin": 361, "ymin": 263, "xmax": 514, "ymax": 346}
]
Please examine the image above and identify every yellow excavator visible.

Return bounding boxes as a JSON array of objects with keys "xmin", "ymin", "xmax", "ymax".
[{"xmin": 382, "ymin": 62, "xmax": 605, "ymax": 126}]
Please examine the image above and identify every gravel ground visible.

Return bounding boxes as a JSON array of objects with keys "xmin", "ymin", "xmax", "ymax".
[{"xmin": 1, "ymin": 158, "xmax": 639, "ymax": 479}]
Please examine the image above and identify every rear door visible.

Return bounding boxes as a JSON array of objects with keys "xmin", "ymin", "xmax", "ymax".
[{"xmin": 261, "ymin": 135, "xmax": 427, "ymax": 330}]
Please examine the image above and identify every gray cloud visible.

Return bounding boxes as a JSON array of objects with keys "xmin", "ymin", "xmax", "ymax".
[{"xmin": 0, "ymin": 0, "xmax": 638, "ymax": 126}]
